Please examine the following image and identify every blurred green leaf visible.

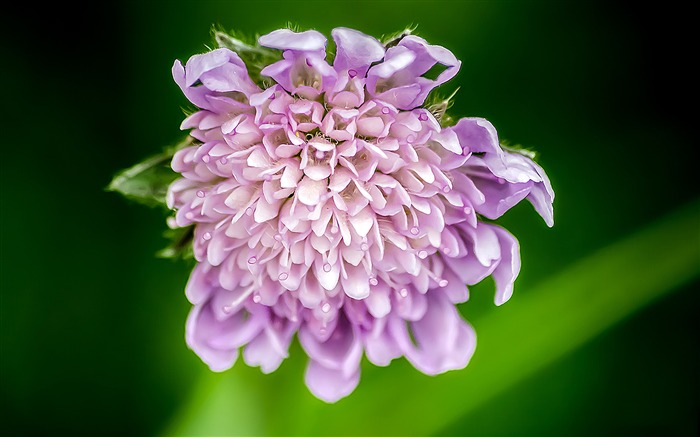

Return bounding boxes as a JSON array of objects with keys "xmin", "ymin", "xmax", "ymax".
[
  {"xmin": 161, "ymin": 199, "xmax": 699, "ymax": 437},
  {"xmin": 297, "ymin": 199, "xmax": 700, "ymax": 436},
  {"xmin": 156, "ymin": 226, "xmax": 195, "ymax": 260},
  {"xmin": 106, "ymin": 137, "xmax": 191, "ymax": 208}
]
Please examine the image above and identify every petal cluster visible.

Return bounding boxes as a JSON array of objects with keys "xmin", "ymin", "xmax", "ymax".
[{"xmin": 167, "ymin": 27, "xmax": 554, "ymax": 402}]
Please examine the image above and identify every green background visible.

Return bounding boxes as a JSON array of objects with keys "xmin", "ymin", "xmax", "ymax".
[{"xmin": 2, "ymin": 1, "xmax": 698, "ymax": 436}]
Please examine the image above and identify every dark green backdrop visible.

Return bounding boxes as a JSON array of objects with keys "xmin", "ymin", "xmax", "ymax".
[{"xmin": 2, "ymin": 1, "xmax": 698, "ymax": 436}]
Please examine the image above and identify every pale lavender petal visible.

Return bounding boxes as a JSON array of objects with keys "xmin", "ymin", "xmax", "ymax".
[
  {"xmin": 243, "ymin": 316, "xmax": 299, "ymax": 373},
  {"xmin": 331, "ymin": 27, "xmax": 385, "ymax": 75},
  {"xmin": 305, "ymin": 360, "xmax": 360, "ymax": 403},
  {"xmin": 259, "ymin": 29, "xmax": 327, "ymax": 52},
  {"xmin": 490, "ymin": 225, "xmax": 521, "ymax": 306},
  {"xmin": 390, "ymin": 292, "xmax": 476, "ymax": 375}
]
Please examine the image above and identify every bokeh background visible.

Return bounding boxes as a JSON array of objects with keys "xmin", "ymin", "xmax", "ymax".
[{"xmin": 2, "ymin": 1, "xmax": 698, "ymax": 436}]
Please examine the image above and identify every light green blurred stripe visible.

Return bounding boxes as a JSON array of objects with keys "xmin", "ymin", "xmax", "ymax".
[
  {"xmin": 162, "ymin": 199, "xmax": 699, "ymax": 437},
  {"xmin": 160, "ymin": 369, "xmax": 266, "ymax": 437},
  {"xmin": 300, "ymin": 199, "xmax": 700, "ymax": 436}
]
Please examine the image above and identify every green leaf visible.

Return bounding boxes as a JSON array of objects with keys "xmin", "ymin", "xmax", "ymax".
[
  {"xmin": 156, "ymin": 226, "xmax": 194, "ymax": 260},
  {"xmin": 158, "ymin": 199, "xmax": 699, "ymax": 437},
  {"xmin": 297, "ymin": 199, "xmax": 700, "ymax": 436},
  {"xmin": 106, "ymin": 137, "xmax": 191, "ymax": 208}
]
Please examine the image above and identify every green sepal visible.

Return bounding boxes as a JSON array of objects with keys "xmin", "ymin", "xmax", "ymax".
[
  {"xmin": 106, "ymin": 136, "xmax": 192, "ymax": 208},
  {"xmin": 500, "ymin": 139, "xmax": 539, "ymax": 161},
  {"xmin": 424, "ymin": 87, "xmax": 460, "ymax": 127}
]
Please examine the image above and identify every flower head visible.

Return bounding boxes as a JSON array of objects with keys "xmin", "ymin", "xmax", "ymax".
[{"xmin": 167, "ymin": 27, "xmax": 554, "ymax": 402}]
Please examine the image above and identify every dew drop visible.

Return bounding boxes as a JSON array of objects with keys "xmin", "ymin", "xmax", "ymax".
[
  {"xmin": 399, "ymin": 288, "xmax": 409, "ymax": 298},
  {"xmin": 201, "ymin": 155, "xmax": 211, "ymax": 163},
  {"xmin": 323, "ymin": 263, "xmax": 332, "ymax": 272},
  {"xmin": 248, "ymin": 256, "xmax": 257, "ymax": 264},
  {"xmin": 417, "ymin": 250, "xmax": 428, "ymax": 259},
  {"xmin": 419, "ymin": 113, "xmax": 428, "ymax": 121},
  {"xmin": 278, "ymin": 272, "xmax": 289, "ymax": 281},
  {"xmin": 245, "ymin": 207, "xmax": 254, "ymax": 216},
  {"xmin": 463, "ymin": 206, "xmax": 472, "ymax": 214},
  {"xmin": 202, "ymin": 232, "xmax": 212, "ymax": 241},
  {"xmin": 348, "ymin": 69, "xmax": 358, "ymax": 78},
  {"xmin": 219, "ymin": 157, "xmax": 228, "ymax": 165},
  {"xmin": 369, "ymin": 277, "xmax": 378, "ymax": 286},
  {"xmin": 274, "ymin": 233, "xmax": 284, "ymax": 242},
  {"xmin": 438, "ymin": 279, "xmax": 449, "ymax": 287},
  {"xmin": 497, "ymin": 177, "xmax": 506, "ymax": 185},
  {"xmin": 360, "ymin": 242, "xmax": 369, "ymax": 251},
  {"xmin": 410, "ymin": 226, "xmax": 420, "ymax": 236},
  {"xmin": 321, "ymin": 302, "xmax": 331, "ymax": 313},
  {"xmin": 253, "ymin": 293, "xmax": 262, "ymax": 303},
  {"xmin": 442, "ymin": 247, "xmax": 451, "ymax": 255},
  {"xmin": 330, "ymin": 226, "xmax": 339, "ymax": 234},
  {"xmin": 381, "ymin": 107, "xmax": 390, "ymax": 115},
  {"xmin": 196, "ymin": 190, "xmax": 205, "ymax": 198},
  {"xmin": 407, "ymin": 134, "xmax": 416, "ymax": 143},
  {"xmin": 442, "ymin": 185, "xmax": 451, "ymax": 193},
  {"xmin": 185, "ymin": 212, "xmax": 194, "ymax": 220}
]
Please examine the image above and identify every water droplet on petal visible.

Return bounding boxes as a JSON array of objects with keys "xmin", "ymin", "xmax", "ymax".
[
  {"xmin": 185, "ymin": 212, "xmax": 194, "ymax": 220},
  {"xmin": 360, "ymin": 243, "xmax": 369, "ymax": 251},
  {"xmin": 442, "ymin": 247, "xmax": 451, "ymax": 255},
  {"xmin": 442, "ymin": 185, "xmax": 451, "ymax": 193},
  {"xmin": 330, "ymin": 226, "xmax": 339, "ymax": 234},
  {"xmin": 278, "ymin": 272, "xmax": 289, "ymax": 281},
  {"xmin": 369, "ymin": 277, "xmax": 378, "ymax": 286},
  {"xmin": 202, "ymin": 232, "xmax": 212, "ymax": 241},
  {"xmin": 407, "ymin": 134, "xmax": 416, "ymax": 143},
  {"xmin": 410, "ymin": 226, "xmax": 420, "ymax": 236},
  {"xmin": 438, "ymin": 279, "xmax": 449, "ymax": 287},
  {"xmin": 201, "ymin": 155, "xmax": 211, "ymax": 163},
  {"xmin": 248, "ymin": 256, "xmax": 257, "ymax": 264},
  {"xmin": 219, "ymin": 157, "xmax": 228, "ymax": 165},
  {"xmin": 323, "ymin": 263, "xmax": 332, "ymax": 272},
  {"xmin": 497, "ymin": 177, "xmax": 506, "ymax": 184},
  {"xmin": 348, "ymin": 69, "xmax": 358, "ymax": 78},
  {"xmin": 245, "ymin": 207, "xmax": 253, "ymax": 216},
  {"xmin": 417, "ymin": 250, "xmax": 428, "ymax": 259},
  {"xmin": 399, "ymin": 288, "xmax": 409, "ymax": 298},
  {"xmin": 196, "ymin": 190, "xmax": 205, "ymax": 198},
  {"xmin": 419, "ymin": 113, "xmax": 428, "ymax": 121},
  {"xmin": 381, "ymin": 107, "xmax": 390, "ymax": 115},
  {"xmin": 274, "ymin": 233, "xmax": 283, "ymax": 242},
  {"xmin": 321, "ymin": 302, "xmax": 331, "ymax": 313},
  {"xmin": 253, "ymin": 293, "xmax": 262, "ymax": 303},
  {"xmin": 463, "ymin": 206, "xmax": 472, "ymax": 214}
]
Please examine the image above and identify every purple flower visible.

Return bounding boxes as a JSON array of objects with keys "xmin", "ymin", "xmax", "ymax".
[{"xmin": 167, "ymin": 27, "xmax": 554, "ymax": 402}]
